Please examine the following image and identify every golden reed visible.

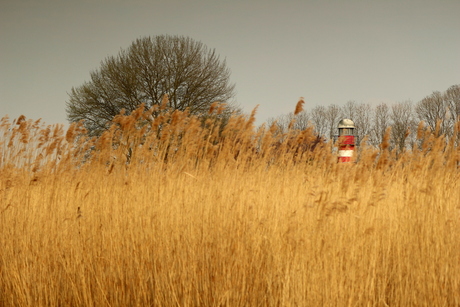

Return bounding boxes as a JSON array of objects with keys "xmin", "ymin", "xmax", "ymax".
[{"xmin": 1, "ymin": 105, "xmax": 459, "ymax": 306}]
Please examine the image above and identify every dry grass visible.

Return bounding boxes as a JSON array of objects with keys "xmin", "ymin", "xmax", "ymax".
[{"xmin": 1, "ymin": 107, "xmax": 460, "ymax": 306}]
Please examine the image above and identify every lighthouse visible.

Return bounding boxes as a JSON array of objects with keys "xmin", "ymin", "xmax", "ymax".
[{"xmin": 337, "ymin": 119, "xmax": 356, "ymax": 163}]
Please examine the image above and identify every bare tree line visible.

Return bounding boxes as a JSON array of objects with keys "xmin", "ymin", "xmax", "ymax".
[{"xmin": 267, "ymin": 84, "xmax": 460, "ymax": 151}]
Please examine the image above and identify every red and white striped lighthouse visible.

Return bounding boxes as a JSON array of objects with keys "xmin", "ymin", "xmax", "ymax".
[{"xmin": 337, "ymin": 119, "xmax": 356, "ymax": 163}]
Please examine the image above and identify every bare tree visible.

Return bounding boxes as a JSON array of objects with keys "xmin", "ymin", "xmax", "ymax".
[
  {"xmin": 266, "ymin": 110, "xmax": 310, "ymax": 134},
  {"xmin": 341, "ymin": 100, "xmax": 357, "ymax": 120},
  {"xmin": 353, "ymin": 103, "xmax": 373, "ymax": 144},
  {"xmin": 266, "ymin": 113, "xmax": 291, "ymax": 134},
  {"xmin": 324, "ymin": 104, "xmax": 342, "ymax": 140},
  {"xmin": 391, "ymin": 100, "xmax": 416, "ymax": 152},
  {"xmin": 294, "ymin": 111, "xmax": 311, "ymax": 131},
  {"xmin": 415, "ymin": 91, "xmax": 450, "ymax": 137},
  {"xmin": 444, "ymin": 84, "xmax": 460, "ymax": 130},
  {"xmin": 370, "ymin": 102, "xmax": 391, "ymax": 147},
  {"xmin": 66, "ymin": 35, "xmax": 238, "ymax": 136},
  {"xmin": 309, "ymin": 105, "xmax": 328, "ymax": 138},
  {"xmin": 444, "ymin": 84, "xmax": 460, "ymax": 146},
  {"xmin": 445, "ymin": 84, "xmax": 460, "ymax": 114}
]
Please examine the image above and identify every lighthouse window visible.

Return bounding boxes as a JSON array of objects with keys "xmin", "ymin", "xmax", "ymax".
[{"xmin": 339, "ymin": 128, "xmax": 354, "ymax": 136}]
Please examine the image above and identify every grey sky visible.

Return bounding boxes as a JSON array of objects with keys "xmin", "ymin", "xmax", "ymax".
[{"xmin": 1, "ymin": 0, "xmax": 459, "ymax": 127}]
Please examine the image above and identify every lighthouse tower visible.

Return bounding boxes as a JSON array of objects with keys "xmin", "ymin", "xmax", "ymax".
[{"xmin": 337, "ymin": 119, "xmax": 356, "ymax": 162}]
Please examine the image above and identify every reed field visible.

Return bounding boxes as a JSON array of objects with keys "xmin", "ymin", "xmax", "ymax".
[{"xmin": 1, "ymin": 103, "xmax": 460, "ymax": 306}]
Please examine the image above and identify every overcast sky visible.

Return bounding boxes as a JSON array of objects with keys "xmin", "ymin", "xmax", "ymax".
[{"xmin": 1, "ymin": 0, "xmax": 459, "ymax": 127}]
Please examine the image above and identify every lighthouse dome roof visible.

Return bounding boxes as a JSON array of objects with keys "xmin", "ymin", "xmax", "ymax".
[{"xmin": 338, "ymin": 119, "xmax": 355, "ymax": 128}]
